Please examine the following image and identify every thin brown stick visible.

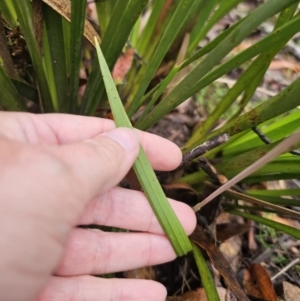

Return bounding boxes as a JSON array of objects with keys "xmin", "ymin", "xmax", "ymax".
[
  {"xmin": 198, "ymin": 157, "xmax": 228, "ymax": 184},
  {"xmin": 181, "ymin": 133, "xmax": 229, "ymax": 166}
]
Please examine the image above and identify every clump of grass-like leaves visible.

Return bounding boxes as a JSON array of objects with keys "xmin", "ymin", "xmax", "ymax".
[{"xmin": 1, "ymin": 0, "xmax": 300, "ymax": 299}]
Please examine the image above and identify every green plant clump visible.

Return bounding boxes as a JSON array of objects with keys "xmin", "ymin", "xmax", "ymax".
[{"xmin": 1, "ymin": 0, "xmax": 300, "ymax": 299}]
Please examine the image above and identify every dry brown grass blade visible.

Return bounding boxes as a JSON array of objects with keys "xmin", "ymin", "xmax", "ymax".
[
  {"xmin": 191, "ymin": 225, "xmax": 250, "ymax": 301},
  {"xmin": 42, "ymin": 0, "xmax": 101, "ymax": 47},
  {"xmin": 194, "ymin": 131, "xmax": 300, "ymax": 212}
]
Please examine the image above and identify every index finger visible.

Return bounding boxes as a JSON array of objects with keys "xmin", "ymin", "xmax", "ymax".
[
  {"xmin": 42, "ymin": 114, "xmax": 183, "ymax": 170},
  {"xmin": 0, "ymin": 112, "xmax": 182, "ymax": 171}
]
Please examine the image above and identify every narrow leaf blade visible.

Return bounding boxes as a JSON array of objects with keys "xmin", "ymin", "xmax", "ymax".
[{"xmin": 94, "ymin": 38, "xmax": 192, "ymax": 256}]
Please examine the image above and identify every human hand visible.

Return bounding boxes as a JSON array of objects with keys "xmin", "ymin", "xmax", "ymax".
[{"xmin": 0, "ymin": 112, "xmax": 196, "ymax": 301}]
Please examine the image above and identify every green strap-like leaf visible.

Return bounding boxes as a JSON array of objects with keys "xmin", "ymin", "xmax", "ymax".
[
  {"xmin": 128, "ymin": 0, "xmax": 203, "ymax": 117},
  {"xmin": 186, "ymin": 7, "xmax": 299, "ymax": 146},
  {"xmin": 137, "ymin": 0, "xmax": 299, "ymax": 131},
  {"xmin": 44, "ymin": 5, "xmax": 69, "ymax": 113},
  {"xmin": 80, "ymin": 0, "xmax": 146, "ymax": 116},
  {"xmin": 192, "ymin": 241, "xmax": 221, "ymax": 301},
  {"xmin": 94, "ymin": 38, "xmax": 192, "ymax": 256},
  {"xmin": 223, "ymin": 109, "xmax": 300, "ymax": 157},
  {"xmin": 196, "ymin": 75, "xmax": 300, "ymax": 148},
  {"xmin": 0, "ymin": 66, "xmax": 27, "ymax": 111},
  {"xmin": 248, "ymin": 188, "xmax": 300, "ymax": 197},
  {"xmin": 136, "ymin": 0, "xmax": 165, "ymax": 56},
  {"xmin": 228, "ymin": 209, "xmax": 300, "ymax": 240},
  {"xmin": 0, "ymin": 0, "xmax": 17, "ymax": 26},
  {"xmin": 11, "ymin": 0, "xmax": 54, "ymax": 112},
  {"xmin": 188, "ymin": 0, "xmax": 242, "ymax": 54}
]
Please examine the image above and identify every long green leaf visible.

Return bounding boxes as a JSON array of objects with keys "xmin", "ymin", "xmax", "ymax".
[
  {"xmin": 136, "ymin": 0, "xmax": 165, "ymax": 56},
  {"xmin": 227, "ymin": 210, "xmax": 300, "ymax": 240},
  {"xmin": 44, "ymin": 5, "xmax": 69, "ymax": 112},
  {"xmin": 137, "ymin": 0, "xmax": 300, "ymax": 130},
  {"xmin": 248, "ymin": 188, "xmax": 300, "ymax": 197},
  {"xmin": 128, "ymin": 0, "xmax": 203, "ymax": 117},
  {"xmin": 244, "ymin": 173, "xmax": 300, "ymax": 184},
  {"xmin": 187, "ymin": 7, "xmax": 299, "ymax": 145},
  {"xmin": 192, "ymin": 241, "xmax": 221, "ymax": 301},
  {"xmin": 195, "ymin": 76, "xmax": 300, "ymax": 149},
  {"xmin": 11, "ymin": 80, "xmax": 38, "ymax": 103},
  {"xmin": 245, "ymin": 194, "xmax": 300, "ymax": 207},
  {"xmin": 227, "ymin": 3, "xmax": 298, "ymax": 121},
  {"xmin": 42, "ymin": 28, "xmax": 59, "ymax": 110},
  {"xmin": 96, "ymin": 0, "xmax": 117, "ymax": 36},
  {"xmin": 217, "ymin": 142, "xmax": 282, "ymax": 176},
  {"xmin": 0, "ymin": 66, "xmax": 27, "ymax": 111},
  {"xmin": 80, "ymin": 0, "xmax": 145, "ymax": 116},
  {"xmin": 223, "ymin": 109, "xmax": 300, "ymax": 157},
  {"xmin": 188, "ymin": 0, "xmax": 243, "ymax": 54},
  {"xmin": 0, "ymin": 0, "xmax": 17, "ymax": 26},
  {"xmin": 94, "ymin": 38, "xmax": 192, "ymax": 256},
  {"xmin": 135, "ymin": 23, "xmax": 241, "ymax": 122},
  {"xmin": 11, "ymin": 0, "xmax": 54, "ymax": 112}
]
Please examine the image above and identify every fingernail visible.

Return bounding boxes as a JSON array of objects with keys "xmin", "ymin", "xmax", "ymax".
[{"xmin": 103, "ymin": 128, "xmax": 139, "ymax": 152}]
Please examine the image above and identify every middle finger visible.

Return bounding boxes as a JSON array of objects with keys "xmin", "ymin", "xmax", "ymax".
[{"xmin": 79, "ymin": 187, "xmax": 196, "ymax": 235}]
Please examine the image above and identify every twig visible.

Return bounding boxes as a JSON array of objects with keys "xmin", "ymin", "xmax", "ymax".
[
  {"xmin": 181, "ymin": 133, "xmax": 230, "ymax": 166},
  {"xmin": 198, "ymin": 157, "xmax": 228, "ymax": 184},
  {"xmin": 271, "ymin": 257, "xmax": 300, "ymax": 282}
]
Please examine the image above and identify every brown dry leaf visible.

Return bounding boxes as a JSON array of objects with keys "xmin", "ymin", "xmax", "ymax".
[
  {"xmin": 216, "ymin": 223, "xmax": 250, "ymax": 242},
  {"xmin": 191, "ymin": 225, "xmax": 250, "ymax": 301},
  {"xmin": 243, "ymin": 269, "xmax": 262, "ymax": 299},
  {"xmin": 112, "ymin": 48, "xmax": 134, "ymax": 84},
  {"xmin": 249, "ymin": 264, "xmax": 278, "ymax": 301},
  {"xmin": 166, "ymin": 288, "xmax": 231, "ymax": 301},
  {"xmin": 163, "ymin": 183, "xmax": 199, "ymax": 207},
  {"xmin": 42, "ymin": 0, "xmax": 101, "ymax": 46}
]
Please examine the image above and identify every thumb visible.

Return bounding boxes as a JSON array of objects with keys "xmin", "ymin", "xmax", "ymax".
[{"xmin": 61, "ymin": 127, "xmax": 140, "ymax": 202}]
